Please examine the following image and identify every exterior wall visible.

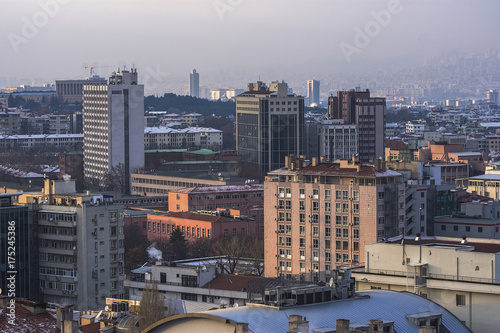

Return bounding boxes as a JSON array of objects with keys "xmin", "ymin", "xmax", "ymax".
[
  {"xmin": 264, "ymin": 168, "xmax": 405, "ymax": 279},
  {"xmin": 131, "ymin": 173, "xmax": 231, "ymax": 196},
  {"xmin": 146, "ymin": 214, "xmax": 213, "ymax": 242},
  {"xmin": 0, "ymin": 134, "xmax": 83, "ymax": 150},
  {"xmin": 144, "ymin": 128, "xmax": 222, "ymax": 150},
  {"xmin": 319, "ymin": 120, "xmax": 358, "ymax": 162}
]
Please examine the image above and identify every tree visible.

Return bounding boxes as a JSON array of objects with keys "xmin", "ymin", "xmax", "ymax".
[
  {"xmin": 103, "ymin": 163, "xmax": 127, "ymax": 194},
  {"xmin": 124, "ymin": 224, "xmax": 149, "ymax": 271},
  {"xmin": 167, "ymin": 227, "xmax": 188, "ymax": 261},
  {"xmin": 244, "ymin": 237, "xmax": 264, "ymax": 276},
  {"xmin": 138, "ymin": 282, "xmax": 165, "ymax": 331},
  {"xmin": 189, "ymin": 237, "xmax": 213, "ymax": 258},
  {"xmin": 212, "ymin": 235, "xmax": 246, "ymax": 274}
]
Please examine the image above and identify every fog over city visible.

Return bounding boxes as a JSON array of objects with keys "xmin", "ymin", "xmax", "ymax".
[{"xmin": 2, "ymin": 0, "xmax": 500, "ymax": 94}]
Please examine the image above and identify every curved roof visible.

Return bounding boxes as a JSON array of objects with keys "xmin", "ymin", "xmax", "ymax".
[{"xmin": 143, "ymin": 290, "xmax": 470, "ymax": 333}]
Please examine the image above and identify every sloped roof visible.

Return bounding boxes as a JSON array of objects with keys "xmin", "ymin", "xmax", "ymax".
[{"xmin": 0, "ymin": 299, "xmax": 60, "ymax": 333}]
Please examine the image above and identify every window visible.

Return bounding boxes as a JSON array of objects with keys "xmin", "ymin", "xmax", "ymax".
[
  {"xmin": 313, "ymin": 226, "xmax": 319, "ymax": 236},
  {"xmin": 343, "ymin": 229, "xmax": 349, "ymax": 238},
  {"xmin": 299, "ymin": 226, "xmax": 305, "ymax": 235},
  {"xmin": 353, "ymin": 191, "xmax": 359, "ymax": 201},
  {"xmin": 299, "ymin": 238, "xmax": 305, "ymax": 247},
  {"xmin": 353, "ymin": 229, "xmax": 359, "ymax": 239},
  {"xmin": 336, "ymin": 203, "xmax": 341, "ymax": 213},
  {"xmin": 182, "ymin": 275, "xmax": 197, "ymax": 287},
  {"xmin": 160, "ymin": 272, "xmax": 166, "ymax": 283},
  {"xmin": 325, "ymin": 227, "xmax": 331, "ymax": 237},
  {"xmin": 313, "ymin": 201, "xmax": 319, "ymax": 211},
  {"xmin": 300, "ymin": 213, "xmax": 306, "ymax": 223},
  {"xmin": 336, "ymin": 228, "xmax": 341, "ymax": 237},
  {"xmin": 181, "ymin": 293, "xmax": 197, "ymax": 301},
  {"xmin": 453, "ymin": 225, "xmax": 458, "ymax": 231},
  {"xmin": 353, "ymin": 203, "xmax": 359, "ymax": 213},
  {"xmin": 325, "ymin": 215, "xmax": 331, "ymax": 224},
  {"xmin": 478, "ymin": 227, "xmax": 483, "ymax": 233},
  {"xmin": 456, "ymin": 294, "xmax": 466, "ymax": 306},
  {"xmin": 336, "ymin": 253, "xmax": 342, "ymax": 262},
  {"xmin": 325, "ymin": 252, "xmax": 331, "ymax": 262},
  {"xmin": 343, "ymin": 191, "xmax": 349, "ymax": 200},
  {"xmin": 299, "ymin": 188, "xmax": 305, "ymax": 198},
  {"xmin": 313, "ymin": 239, "xmax": 319, "ymax": 248},
  {"xmin": 286, "ymin": 237, "xmax": 292, "ymax": 246},
  {"xmin": 325, "ymin": 202, "xmax": 331, "ymax": 212},
  {"xmin": 353, "ymin": 216, "xmax": 359, "ymax": 226},
  {"xmin": 285, "ymin": 200, "xmax": 292, "ymax": 210},
  {"xmin": 336, "ymin": 216, "xmax": 342, "ymax": 225},
  {"xmin": 466, "ymin": 226, "xmax": 470, "ymax": 232},
  {"xmin": 441, "ymin": 225, "xmax": 446, "ymax": 231},
  {"xmin": 325, "ymin": 190, "xmax": 331, "ymax": 199},
  {"xmin": 311, "ymin": 214, "xmax": 319, "ymax": 223},
  {"xmin": 325, "ymin": 240, "xmax": 331, "ymax": 249}
]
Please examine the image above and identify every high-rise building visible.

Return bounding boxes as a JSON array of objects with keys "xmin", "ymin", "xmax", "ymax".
[
  {"xmin": 236, "ymin": 81, "xmax": 304, "ymax": 174},
  {"xmin": 328, "ymin": 88, "xmax": 385, "ymax": 163},
  {"xmin": 189, "ymin": 69, "xmax": 199, "ymax": 98},
  {"xmin": 264, "ymin": 156, "xmax": 405, "ymax": 280},
  {"xmin": 83, "ymin": 69, "xmax": 144, "ymax": 194},
  {"xmin": 18, "ymin": 178, "xmax": 126, "ymax": 310},
  {"xmin": 306, "ymin": 79, "xmax": 320, "ymax": 106},
  {"xmin": 0, "ymin": 193, "xmax": 36, "ymax": 300},
  {"xmin": 487, "ymin": 89, "xmax": 499, "ymax": 105},
  {"xmin": 320, "ymin": 119, "xmax": 359, "ymax": 161}
]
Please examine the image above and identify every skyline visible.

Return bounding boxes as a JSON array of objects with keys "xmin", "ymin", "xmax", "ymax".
[{"xmin": 2, "ymin": 0, "xmax": 500, "ymax": 95}]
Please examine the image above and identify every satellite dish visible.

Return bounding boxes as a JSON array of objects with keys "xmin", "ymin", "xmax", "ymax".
[
  {"xmin": 233, "ymin": 303, "xmax": 239, "ymax": 307},
  {"xmin": 104, "ymin": 305, "xmax": 110, "ymax": 312},
  {"xmin": 329, "ymin": 277, "xmax": 334, "ymax": 287}
]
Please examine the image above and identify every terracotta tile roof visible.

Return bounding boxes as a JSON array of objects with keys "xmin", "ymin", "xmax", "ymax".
[
  {"xmin": 201, "ymin": 274, "xmax": 262, "ymax": 292},
  {"xmin": 0, "ymin": 299, "xmax": 60, "ymax": 333}
]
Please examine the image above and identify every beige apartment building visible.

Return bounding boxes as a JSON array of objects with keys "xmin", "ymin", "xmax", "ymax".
[
  {"xmin": 352, "ymin": 236, "xmax": 500, "ymax": 332},
  {"xmin": 264, "ymin": 156, "xmax": 405, "ymax": 281}
]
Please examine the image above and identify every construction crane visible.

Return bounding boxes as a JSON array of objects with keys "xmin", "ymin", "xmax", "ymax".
[{"xmin": 84, "ymin": 65, "xmax": 115, "ymax": 77}]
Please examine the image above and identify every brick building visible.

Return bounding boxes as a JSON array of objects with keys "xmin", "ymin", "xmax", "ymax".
[{"xmin": 264, "ymin": 156, "xmax": 405, "ymax": 280}]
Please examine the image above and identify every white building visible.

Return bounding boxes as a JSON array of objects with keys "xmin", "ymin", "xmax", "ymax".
[
  {"xmin": 405, "ymin": 120, "xmax": 425, "ymax": 135},
  {"xmin": 83, "ymin": 69, "xmax": 144, "ymax": 194},
  {"xmin": 306, "ymin": 79, "xmax": 320, "ymax": 106},
  {"xmin": 144, "ymin": 127, "xmax": 222, "ymax": 150},
  {"xmin": 319, "ymin": 119, "xmax": 358, "ymax": 162},
  {"xmin": 352, "ymin": 236, "xmax": 500, "ymax": 332},
  {"xmin": 18, "ymin": 178, "xmax": 126, "ymax": 310},
  {"xmin": 0, "ymin": 134, "xmax": 83, "ymax": 150}
]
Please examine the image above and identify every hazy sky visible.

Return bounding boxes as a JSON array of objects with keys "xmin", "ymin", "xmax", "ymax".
[{"xmin": 2, "ymin": 0, "xmax": 500, "ymax": 94}]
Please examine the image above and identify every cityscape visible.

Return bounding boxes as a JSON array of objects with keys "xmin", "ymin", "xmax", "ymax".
[{"xmin": 1, "ymin": 1, "xmax": 500, "ymax": 332}]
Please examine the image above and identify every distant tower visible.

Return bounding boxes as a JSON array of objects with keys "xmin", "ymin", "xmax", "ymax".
[
  {"xmin": 487, "ymin": 90, "xmax": 499, "ymax": 105},
  {"xmin": 83, "ymin": 68, "xmax": 145, "ymax": 194},
  {"xmin": 306, "ymin": 79, "xmax": 320, "ymax": 106},
  {"xmin": 190, "ymin": 69, "xmax": 200, "ymax": 98}
]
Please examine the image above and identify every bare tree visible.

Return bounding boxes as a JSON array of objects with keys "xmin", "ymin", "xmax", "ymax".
[
  {"xmin": 212, "ymin": 235, "xmax": 246, "ymax": 274},
  {"xmin": 138, "ymin": 282, "xmax": 165, "ymax": 331}
]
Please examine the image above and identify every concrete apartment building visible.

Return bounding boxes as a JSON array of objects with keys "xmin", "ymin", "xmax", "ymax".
[
  {"xmin": 236, "ymin": 81, "xmax": 304, "ymax": 174},
  {"xmin": 0, "ymin": 134, "xmax": 83, "ymax": 150},
  {"xmin": 17, "ymin": 178, "xmax": 126, "ymax": 310},
  {"xmin": 144, "ymin": 127, "xmax": 223, "ymax": 150},
  {"xmin": 319, "ymin": 119, "xmax": 359, "ymax": 162},
  {"xmin": 168, "ymin": 184, "xmax": 263, "ymax": 212},
  {"xmin": 0, "ymin": 112, "xmax": 21, "ymax": 135},
  {"xmin": 328, "ymin": 88, "xmax": 385, "ymax": 163},
  {"xmin": 264, "ymin": 156, "xmax": 405, "ymax": 280},
  {"xmin": 83, "ymin": 69, "xmax": 144, "ymax": 194},
  {"xmin": 352, "ymin": 236, "xmax": 500, "ymax": 332}
]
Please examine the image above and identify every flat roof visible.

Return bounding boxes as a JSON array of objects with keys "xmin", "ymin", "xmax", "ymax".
[
  {"xmin": 389, "ymin": 236, "xmax": 500, "ymax": 254},
  {"xmin": 469, "ymin": 174, "xmax": 500, "ymax": 180}
]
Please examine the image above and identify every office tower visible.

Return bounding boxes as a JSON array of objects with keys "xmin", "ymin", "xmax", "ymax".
[
  {"xmin": 487, "ymin": 90, "xmax": 499, "ymax": 105},
  {"xmin": 328, "ymin": 88, "xmax": 385, "ymax": 163},
  {"xmin": 306, "ymin": 79, "xmax": 320, "ymax": 106},
  {"xmin": 264, "ymin": 156, "xmax": 405, "ymax": 280},
  {"xmin": 320, "ymin": 119, "xmax": 359, "ymax": 161},
  {"xmin": 18, "ymin": 178, "xmax": 126, "ymax": 310},
  {"xmin": 189, "ymin": 69, "xmax": 199, "ymax": 98},
  {"xmin": 83, "ymin": 69, "xmax": 144, "ymax": 194},
  {"xmin": 0, "ymin": 193, "xmax": 36, "ymax": 300},
  {"xmin": 236, "ymin": 81, "xmax": 304, "ymax": 174}
]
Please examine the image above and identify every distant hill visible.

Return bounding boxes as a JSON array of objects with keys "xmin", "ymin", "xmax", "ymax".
[{"xmin": 144, "ymin": 93, "xmax": 236, "ymax": 117}]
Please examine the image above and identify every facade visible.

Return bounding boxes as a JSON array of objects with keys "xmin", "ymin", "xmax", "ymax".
[
  {"xmin": 405, "ymin": 120, "xmax": 425, "ymax": 135},
  {"xmin": 189, "ymin": 69, "xmax": 199, "ymax": 98},
  {"xmin": 131, "ymin": 171, "xmax": 245, "ymax": 196},
  {"xmin": 126, "ymin": 262, "xmax": 260, "ymax": 307},
  {"xmin": 146, "ymin": 210, "xmax": 262, "ymax": 242},
  {"xmin": 0, "ymin": 134, "xmax": 83, "ymax": 150},
  {"xmin": 264, "ymin": 157, "xmax": 405, "ymax": 280},
  {"xmin": 236, "ymin": 81, "xmax": 304, "ymax": 174},
  {"xmin": 168, "ymin": 184, "xmax": 263, "ymax": 212},
  {"xmin": 353, "ymin": 236, "xmax": 500, "ymax": 332},
  {"xmin": 463, "ymin": 173, "xmax": 500, "ymax": 199},
  {"xmin": 319, "ymin": 119, "xmax": 358, "ymax": 162},
  {"xmin": 328, "ymin": 88, "xmax": 385, "ymax": 163},
  {"xmin": 17, "ymin": 178, "xmax": 126, "ymax": 310},
  {"xmin": 55, "ymin": 77, "xmax": 106, "ymax": 104},
  {"xmin": 144, "ymin": 127, "xmax": 222, "ymax": 150},
  {"xmin": 0, "ymin": 193, "xmax": 35, "ymax": 299},
  {"xmin": 487, "ymin": 89, "xmax": 499, "ymax": 105},
  {"xmin": 0, "ymin": 112, "xmax": 21, "ymax": 135},
  {"xmin": 306, "ymin": 79, "xmax": 320, "ymax": 106},
  {"xmin": 43, "ymin": 114, "xmax": 69, "ymax": 134},
  {"xmin": 83, "ymin": 69, "xmax": 145, "ymax": 194}
]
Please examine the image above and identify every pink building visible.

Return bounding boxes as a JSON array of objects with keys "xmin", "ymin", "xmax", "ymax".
[{"xmin": 264, "ymin": 157, "xmax": 405, "ymax": 281}]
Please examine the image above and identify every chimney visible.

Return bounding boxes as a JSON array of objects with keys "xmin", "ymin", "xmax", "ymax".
[
  {"xmin": 369, "ymin": 319, "xmax": 383, "ymax": 333},
  {"xmin": 461, "ymin": 235, "xmax": 467, "ymax": 244},
  {"xmin": 287, "ymin": 315, "xmax": 309, "ymax": 333},
  {"xmin": 56, "ymin": 304, "xmax": 76, "ymax": 332},
  {"xmin": 336, "ymin": 319, "xmax": 350, "ymax": 333},
  {"xmin": 235, "ymin": 323, "xmax": 249, "ymax": 333},
  {"xmin": 311, "ymin": 157, "xmax": 318, "ymax": 167}
]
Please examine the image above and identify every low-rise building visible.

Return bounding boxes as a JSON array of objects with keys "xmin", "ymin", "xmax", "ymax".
[
  {"xmin": 353, "ymin": 236, "xmax": 500, "ymax": 332},
  {"xmin": 0, "ymin": 134, "xmax": 83, "ymax": 150},
  {"xmin": 144, "ymin": 127, "xmax": 222, "ymax": 150}
]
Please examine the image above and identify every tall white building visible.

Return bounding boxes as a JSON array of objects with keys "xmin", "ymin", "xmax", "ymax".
[
  {"xmin": 189, "ymin": 69, "xmax": 199, "ymax": 98},
  {"xmin": 306, "ymin": 79, "xmax": 320, "ymax": 106},
  {"xmin": 83, "ymin": 69, "xmax": 144, "ymax": 194},
  {"xmin": 319, "ymin": 119, "xmax": 359, "ymax": 162}
]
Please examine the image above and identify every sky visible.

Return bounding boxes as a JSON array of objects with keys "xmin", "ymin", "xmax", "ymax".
[{"xmin": 1, "ymin": 0, "xmax": 500, "ymax": 94}]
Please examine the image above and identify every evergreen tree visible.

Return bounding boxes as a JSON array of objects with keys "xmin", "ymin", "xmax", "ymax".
[{"xmin": 168, "ymin": 227, "xmax": 187, "ymax": 261}]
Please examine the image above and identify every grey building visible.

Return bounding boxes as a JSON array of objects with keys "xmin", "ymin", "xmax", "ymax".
[
  {"xmin": 236, "ymin": 81, "xmax": 304, "ymax": 174},
  {"xmin": 306, "ymin": 79, "xmax": 320, "ymax": 106},
  {"xmin": 83, "ymin": 69, "xmax": 145, "ymax": 194},
  {"xmin": 18, "ymin": 178, "xmax": 126, "ymax": 310},
  {"xmin": 189, "ymin": 69, "xmax": 199, "ymax": 98}
]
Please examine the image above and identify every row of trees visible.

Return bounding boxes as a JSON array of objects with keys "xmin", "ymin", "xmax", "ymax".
[{"xmin": 144, "ymin": 93, "xmax": 236, "ymax": 117}]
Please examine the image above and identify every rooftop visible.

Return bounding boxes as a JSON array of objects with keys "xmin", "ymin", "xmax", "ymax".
[
  {"xmin": 469, "ymin": 174, "xmax": 500, "ymax": 180},
  {"xmin": 388, "ymin": 236, "xmax": 500, "ymax": 254},
  {"xmin": 145, "ymin": 148, "xmax": 218, "ymax": 155},
  {"xmin": 201, "ymin": 274, "xmax": 262, "ymax": 292},
  {"xmin": 172, "ymin": 184, "xmax": 263, "ymax": 194},
  {"xmin": 0, "ymin": 298, "xmax": 60, "ymax": 333},
  {"xmin": 269, "ymin": 163, "xmax": 401, "ymax": 178}
]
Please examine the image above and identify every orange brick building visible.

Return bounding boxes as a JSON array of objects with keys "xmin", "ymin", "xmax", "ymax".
[{"xmin": 264, "ymin": 157, "xmax": 405, "ymax": 281}]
